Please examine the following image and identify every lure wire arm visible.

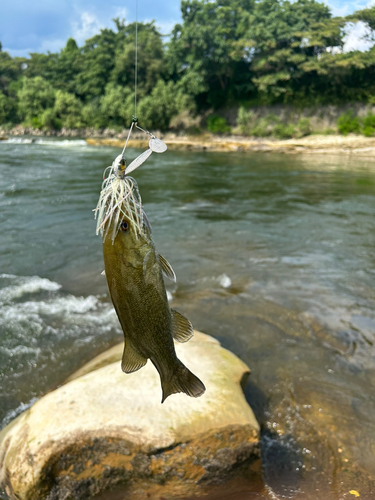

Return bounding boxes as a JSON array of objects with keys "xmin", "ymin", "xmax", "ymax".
[{"xmin": 118, "ymin": 120, "xmax": 167, "ymax": 177}]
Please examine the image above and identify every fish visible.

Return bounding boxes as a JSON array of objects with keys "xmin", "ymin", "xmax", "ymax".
[{"xmin": 95, "ymin": 158, "xmax": 205, "ymax": 403}]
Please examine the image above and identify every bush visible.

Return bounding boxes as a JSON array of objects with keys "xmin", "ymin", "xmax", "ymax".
[
  {"xmin": 17, "ymin": 76, "xmax": 55, "ymax": 123},
  {"xmin": 250, "ymin": 118, "xmax": 271, "ymax": 137},
  {"xmin": 54, "ymin": 90, "xmax": 83, "ymax": 128},
  {"xmin": 337, "ymin": 110, "xmax": 361, "ymax": 135},
  {"xmin": 207, "ymin": 115, "xmax": 231, "ymax": 134},
  {"xmin": 137, "ymin": 80, "xmax": 192, "ymax": 131},
  {"xmin": 236, "ymin": 107, "xmax": 254, "ymax": 134},
  {"xmin": 296, "ymin": 118, "xmax": 311, "ymax": 137},
  {"xmin": 100, "ymin": 83, "xmax": 133, "ymax": 127},
  {"xmin": 273, "ymin": 123, "xmax": 296, "ymax": 139},
  {"xmin": 0, "ymin": 92, "xmax": 13, "ymax": 124},
  {"xmin": 362, "ymin": 113, "xmax": 375, "ymax": 137},
  {"xmin": 81, "ymin": 101, "xmax": 104, "ymax": 129},
  {"xmin": 30, "ymin": 116, "xmax": 43, "ymax": 129},
  {"xmin": 41, "ymin": 108, "xmax": 61, "ymax": 130}
]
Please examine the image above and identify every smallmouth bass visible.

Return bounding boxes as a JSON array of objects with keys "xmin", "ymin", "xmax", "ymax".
[{"xmin": 96, "ymin": 161, "xmax": 205, "ymax": 403}]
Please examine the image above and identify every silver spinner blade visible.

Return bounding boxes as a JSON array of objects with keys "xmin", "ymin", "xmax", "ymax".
[
  {"xmin": 125, "ymin": 148, "xmax": 152, "ymax": 175},
  {"xmin": 149, "ymin": 137, "xmax": 167, "ymax": 153}
]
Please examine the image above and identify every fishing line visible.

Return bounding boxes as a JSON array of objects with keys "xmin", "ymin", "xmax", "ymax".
[
  {"xmin": 121, "ymin": 0, "xmax": 139, "ymax": 159},
  {"xmin": 134, "ymin": 0, "xmax": 138, "ymax": 120}
]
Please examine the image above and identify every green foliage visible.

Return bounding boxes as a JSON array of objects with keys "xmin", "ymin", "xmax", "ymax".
[
  {"xmin": 65, "ymin": 38, "xmax": 78, "ymax": 53},
  {"xmin": 236, "ymin": 107, "xmax": 312, "ymax": 137},
  {"xmin": 350, "ymin": 6, "xmax": 375, "ymax": 31},
  {"xmin": 296, "ymin": 118, "xmax": 312, "ymax": 137},
  {"xmin": 236, "ymin": 107, "xmax": 254, "ymax": 134},
  {"xmin": 137, "ymin": 80, "xmax": 191, "ymax": 130},
  {"xmin": 0, "ymin": 91, "xmax": 14, "ymax": 124},
  {"xmin": 100, "ymin": 83, "xmax": 133, "ymax": 127},
  {"xmin": 362, "ymin": 112, "xmax": 375, "ymax": 136},
  {"xmin": 41, "ymin": 108, "xmax": 61, "ymax": 130},
  {"xmin": 273, "ymin": 123, "xmax": 296, "ymax": 139},
  {"xmin": 17, "ymin": 76, "xmax": 55, "ymax": 123},
  {"xmin": 206, "ymin": 115, "xmax": 231, "ymax": 134},
  {"xmin": 81, "ymin": 101, "xmax": 104, "ymax": 129},
  {"xmin": 167, "ymin": 0, "xmax": 253, "ymax": 108},
  {"xmin": 112, "ymin": 22, "xmax": 165, "ymax": 95},
  {"xmin": 54, "ymin": 90, "xmax": 83, "ymax": 128},
  {"xmin": 337, "ymin": 110, "xmax": 361, "ymax": 135},
  {"xmin": 0, "ymin": 50, "xmax": 25, "ymax": 93}
]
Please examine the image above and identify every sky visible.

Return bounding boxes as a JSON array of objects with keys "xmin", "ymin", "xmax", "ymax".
[{"xmin": 0, "ymin": 0, "xmax": 374, "ymax": 58}]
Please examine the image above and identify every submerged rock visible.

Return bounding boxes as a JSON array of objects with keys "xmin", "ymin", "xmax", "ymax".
[{"xmin": 0, "ymin": 331, "xmax": 260, "ymax": 500}]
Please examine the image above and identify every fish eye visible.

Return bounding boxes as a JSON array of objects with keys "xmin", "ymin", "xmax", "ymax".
[{"xmin": 120, "ymin": 221, "xmax": 129, "ymax": 232}]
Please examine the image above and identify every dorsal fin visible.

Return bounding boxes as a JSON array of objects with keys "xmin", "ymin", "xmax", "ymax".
[
  {"xmin": 159, "ymin": 254, "xmax": 176, "ymax": 282},
  {"xmin": 121, "ymin": 341, "xmax": 147, "ymax": 373},
  {"xmin": 171, "ymin": 309, "xmax": 194, "ymax": 343}
]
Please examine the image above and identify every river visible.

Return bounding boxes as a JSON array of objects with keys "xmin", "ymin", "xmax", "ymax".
[{"xmin": 0, "ymin": 137, "xmax": 374, "ymax": 499}]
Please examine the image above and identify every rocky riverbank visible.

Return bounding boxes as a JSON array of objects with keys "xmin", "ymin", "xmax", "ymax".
[
  {"xmin": 1, "ymin": 126, "xmax": 375, "ymax": 156},
  {"xmin": 87, "ymin": 134, "xmax": 375, "ymax": 156}
]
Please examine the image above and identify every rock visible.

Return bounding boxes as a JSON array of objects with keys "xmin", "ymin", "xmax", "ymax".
[{"xmin": 0, "ymin": 331, "xmax": 260, "ymax": 500}]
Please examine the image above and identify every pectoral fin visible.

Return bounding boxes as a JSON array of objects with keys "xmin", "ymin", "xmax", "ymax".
[
  {"xmin": 121, "ymin": 341, "xmax": 147, "ymax": 373},
  {"xmin": 159, "ymin": 254, "xmax": 177, "ymax": 282},
  {"xmin": 171, "ymin": 309, "xmax": 194, "ymax": 343}
]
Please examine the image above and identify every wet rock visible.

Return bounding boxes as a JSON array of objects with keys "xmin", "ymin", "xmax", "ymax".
[{"xmin": 0, "ymin": 331, "xmax": 260, "ymax": 500}]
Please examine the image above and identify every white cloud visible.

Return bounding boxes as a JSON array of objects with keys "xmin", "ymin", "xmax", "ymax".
[
  {"xmin": 114, "ymin": 7, "xmax": 128, "ymax": 20},
  {"xmin": 71, "ymin": 11, "xmax": 105, "ymax": 46},
  {"xmin": 155, "ymin": 20, "xmax": 178, "ymax": 35},
  {"xmin": 327, "ymin": 3, "xmax": 351, "ymax": 17},
  {"xmin": 39, "ymin": 38, "xmax": 67, "ymax": 53},
  {"xmin": 2, "ymin": 47, "xmax": 33, "ymax": 57},
  {"xmin": 3, "ymin": 38, "xmax": 67, "ymax": 56},
  {"xmin": 323, "ymin": 0, "xmax": 374, "ymax": 17},
  {"xmin": 343, "ymin": 21, "xmax": 375, "ymax": 52}
]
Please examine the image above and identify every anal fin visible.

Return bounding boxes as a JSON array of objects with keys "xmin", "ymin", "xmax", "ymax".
[
  {"xmin": 159, "ymin": 254, "xmax": 176, "ymax": 282},
  {"xmin": 171, "ymin": 309, "xmax": 194, "ymax": 343},
  {"xmin": 121, "ymin": 341, "xmax": 147, "ymax": 373}
]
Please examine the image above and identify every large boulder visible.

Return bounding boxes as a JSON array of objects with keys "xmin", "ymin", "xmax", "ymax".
[{"xmin": 0, "ymin": 331, "xmax": 260, "ymax": 500}]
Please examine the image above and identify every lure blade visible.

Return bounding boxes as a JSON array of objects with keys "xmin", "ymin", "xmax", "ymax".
[
  {"xmin": 126, "ymin": 148, "xmax": 152, "ymax": 174},
  {"xmin": 149, "ymin": 138, "xmax": 167, "ymax": 153}
]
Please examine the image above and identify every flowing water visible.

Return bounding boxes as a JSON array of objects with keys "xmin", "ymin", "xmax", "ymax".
[{"xmin": 0, "ymin": 137, "xmax": 375, "ymax": 499}]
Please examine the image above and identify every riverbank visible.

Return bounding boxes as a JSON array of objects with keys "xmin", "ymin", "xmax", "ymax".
[
  {"xmin": 2, "ymin": 126, "xmax": 375, "ymax": 156},
  {"xmin": 87, "ymin": 134, "xmax": 375, "ymax": 156}
]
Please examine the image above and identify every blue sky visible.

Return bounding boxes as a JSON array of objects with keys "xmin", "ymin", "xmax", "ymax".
[{"xmin": 1, "ymin": 0, "xmax": 374, "ymax": 57}]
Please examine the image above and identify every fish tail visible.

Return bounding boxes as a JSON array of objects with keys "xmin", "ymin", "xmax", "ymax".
[{"xmin": 161, "ymin": 360, "xmax": 206, "ymax": 403}]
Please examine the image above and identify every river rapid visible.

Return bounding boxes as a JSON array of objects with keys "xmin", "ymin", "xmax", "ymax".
[{"xmin": 0, "ymin": 137, "xmax": 375, "ymax": 499}]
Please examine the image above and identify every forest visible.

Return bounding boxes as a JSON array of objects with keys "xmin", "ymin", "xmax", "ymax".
[{"xmin": 1, "ymin": 0, "xmax": 375, "ymax": 135}]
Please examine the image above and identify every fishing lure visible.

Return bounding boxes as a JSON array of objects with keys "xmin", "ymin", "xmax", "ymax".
[{"xmin": 94, "ymin": 119, "xmax": 167, "ymax": 243}]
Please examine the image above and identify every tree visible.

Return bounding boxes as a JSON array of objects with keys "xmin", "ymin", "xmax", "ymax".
[
  {"xmin": 0, "ymin": 91, "xmax": 12, "ymax": 123},
  {"xmin": 74, "ymin": 28, "xmax": 120, "ymax": 99},
  {"xmin": 17, "ymin": 76, "xmax": 55, "ymax": 125},
  {"xmin": 241, "ymin": 0, "xmax": 344, "ymax": 101},
  {"xmin": 0, "ymin": 47, "xmax": 25, "ymax": 93},
  {"xmin": 54, "ymin": 90, "xmax": 83, "ymax": 128},
  {"xmin": 100, "ymin": 83, "xmax": 133, "ymax": 127},
  {"xmin": 167, "ymin": 0, "xmax": 254, "ymax": 108},
  {"xmin": 137, "ymin": 79, "xmax": 194, "ymax": 130},
  {"xmin": 111, "ymin": 21, "xmax": 165, "ymax": 96}
]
